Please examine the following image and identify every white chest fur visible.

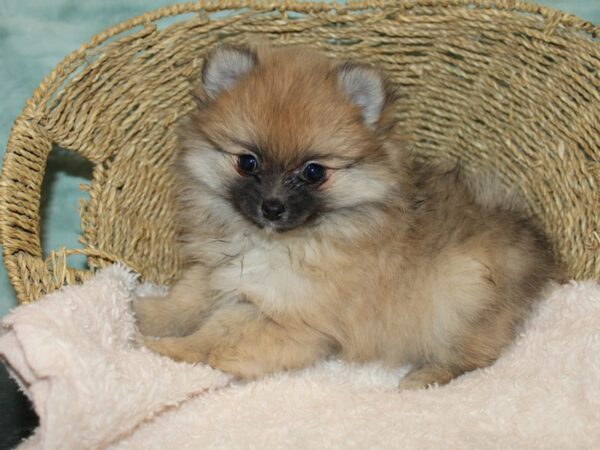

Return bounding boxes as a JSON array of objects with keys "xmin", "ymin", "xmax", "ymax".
[{"xmin": 209, "ymin": 236, "xmax": 320, "ymax": 317}]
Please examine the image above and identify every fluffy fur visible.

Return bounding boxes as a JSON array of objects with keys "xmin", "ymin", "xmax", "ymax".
[{"xmin": 134, "ymin": 44, "xmax": 557, "ymax": 389}]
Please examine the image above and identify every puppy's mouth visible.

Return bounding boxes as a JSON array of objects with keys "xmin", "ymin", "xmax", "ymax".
[
  {"xmin": 241, "ymin": 202, "xmax": 319, "ymax": 233},
  {"xmin": 258, "ymin": 220, "xmax": 293, "ymax": 233},
  {"xmin": 250, "ymin": 210, "xmax": 309, "ymax": 233}
]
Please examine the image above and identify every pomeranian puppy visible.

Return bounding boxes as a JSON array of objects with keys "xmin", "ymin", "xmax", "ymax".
[{"xmin": 134, "ymin": 44, "xmax": 556, "ymax": 389}]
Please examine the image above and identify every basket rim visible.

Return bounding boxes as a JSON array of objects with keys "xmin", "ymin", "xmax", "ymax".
[{"xmin": 20, "ymin": 0, "xmax": 600, "ymax": 116}]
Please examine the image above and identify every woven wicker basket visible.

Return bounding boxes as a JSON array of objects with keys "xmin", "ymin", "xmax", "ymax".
[{"xmin": 1, "ymin": 0, "xmax": 599, "ymax": 303}]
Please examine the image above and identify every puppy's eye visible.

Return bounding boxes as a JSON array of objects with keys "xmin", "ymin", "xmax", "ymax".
[
  {"xmin": 301, "ymin": 163, "xmax": 326, "ymax": 184},
  {"xmin": 238, "ymin": 154, "xmax": 259, "ymax": 175}
]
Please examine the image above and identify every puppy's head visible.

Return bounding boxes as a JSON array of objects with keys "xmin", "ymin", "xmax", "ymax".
[{"xmin": 180, "ymin": 44, "xmax": 401, "ymax": 233}]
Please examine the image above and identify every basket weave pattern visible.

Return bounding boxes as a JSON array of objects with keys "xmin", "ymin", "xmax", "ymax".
[{"xmin": 1, "ymin": 0, "xmax": 599, "ymax": 303}]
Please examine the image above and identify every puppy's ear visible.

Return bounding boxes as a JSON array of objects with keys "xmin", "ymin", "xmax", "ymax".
[
  {"xmin": 337, "ymin": 62, "xmax": 392, "ymax": 128},
  {"xmin": 201, "ymin": 45, "xmax": 258, "ymax": 99}
]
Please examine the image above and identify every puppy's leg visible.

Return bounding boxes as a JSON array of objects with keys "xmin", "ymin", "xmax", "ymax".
[
  {"xmin": 144, "ymin": 301, "xmax": 331, "ymax": 378},
  {"xmin": 134, "ymin": 265, "xmax": 216, "ymax": 337},
  {"xmin": 398, "ymin": 253, "xmax": 515, "ymax": 391},
  {"xmin": 398, "ymin": 365, "xmax": 457, "ymax": 390}
]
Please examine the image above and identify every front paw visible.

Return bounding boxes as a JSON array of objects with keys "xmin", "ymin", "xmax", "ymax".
[
  {"xmin": 398, "ymin": 366, "xmax": 456, "ymax": 391},
  {"xmin": 206, "ymin": 346, "xmax": 269, "ymax": 379},
  {"xmin": 141, "ymin": 335, "xmax": 264, "ymax": 378},
  {"xmin": 142, "ymin": 336, "xmax": 210, "ymax": 364}
]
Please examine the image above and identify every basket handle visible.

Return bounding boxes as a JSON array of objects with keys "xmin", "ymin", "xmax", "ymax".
[{"xmin": 1, "ymin": 114, "xmax": 63, "ymax": 302}]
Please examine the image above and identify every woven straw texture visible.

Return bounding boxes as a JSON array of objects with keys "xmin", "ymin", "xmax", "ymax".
[{"xmin": 1, "ymin": 0, "xmax": 598, "ymax": 303}]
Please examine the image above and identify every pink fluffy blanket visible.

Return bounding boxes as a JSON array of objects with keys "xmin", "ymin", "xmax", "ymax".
[{"xmin": 1, "ymin": 265, "xmax": 599, "ymax": 449}]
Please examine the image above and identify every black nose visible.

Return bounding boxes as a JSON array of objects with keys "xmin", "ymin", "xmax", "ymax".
[{"xmin": 261, "ymin": 199, "xmax": 286, "ymax": 221}]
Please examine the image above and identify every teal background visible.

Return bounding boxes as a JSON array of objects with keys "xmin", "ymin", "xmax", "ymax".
[{"xmin": 1, "ymin": 0, "xmax": 599, "ymax": 317}]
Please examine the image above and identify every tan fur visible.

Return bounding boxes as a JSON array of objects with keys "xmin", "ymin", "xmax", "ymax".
[{"xmin": 135, "ymin": 45, "xmax": 557, "ymax": 390}]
